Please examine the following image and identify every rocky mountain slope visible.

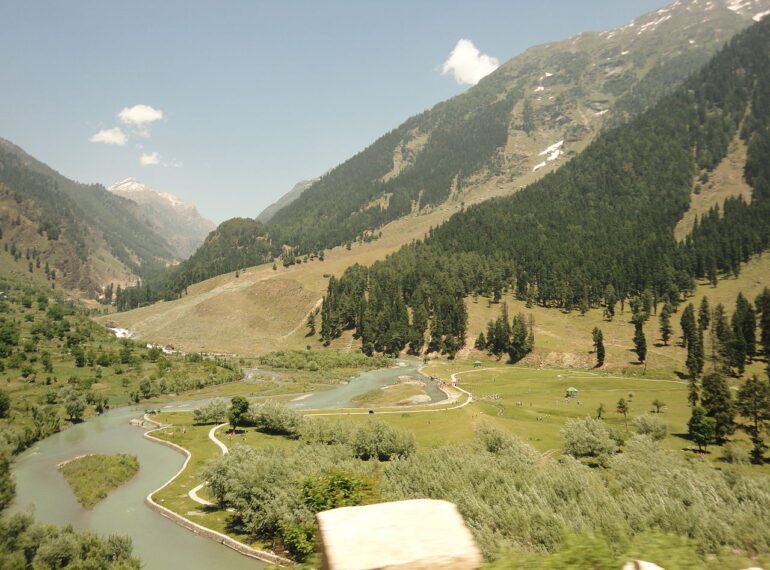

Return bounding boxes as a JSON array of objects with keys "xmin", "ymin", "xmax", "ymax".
[{"xmin": 108, "ymin": 178, "xmax": 215, "ymax": 259}]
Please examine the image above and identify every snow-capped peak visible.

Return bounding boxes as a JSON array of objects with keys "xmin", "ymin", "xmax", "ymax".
[{"xmin": 108, "ymin": 178, "xmax": 190, "ymax": 211}]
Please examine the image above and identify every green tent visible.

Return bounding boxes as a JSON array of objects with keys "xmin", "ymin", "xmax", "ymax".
[
  {"xmin": 473, "ymin": 360, "xmax": 482, "ymax": 367},
  {"xmin": 566, "ymin": 387, "xmax": 578, "ymax": 397}
]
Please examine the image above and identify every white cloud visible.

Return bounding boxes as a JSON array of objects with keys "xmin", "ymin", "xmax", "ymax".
[
  {"xmin": 89, "ymin": 127, "xmax": 127, "ymax": 146},
  {"xmin": 118, "ymin": 104, "xmax": 164, "ymax": 126},
  {"xmin": 140, "ymin": 152, "xmax": 160, "ymax": 165},
  {"xmin": 140, "ymin": 151, "xmax": 181, "ymax": 168},
  {"xmin": 441, "ymin": 39, "xmax": 499, "ymax": 85}
]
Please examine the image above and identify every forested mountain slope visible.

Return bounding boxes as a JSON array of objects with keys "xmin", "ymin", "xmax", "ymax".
[
  {"xmin": 115, "ymin": 0, "xmax": 769, "ymax": 309},
  {"xmin": 320, "ymin": 15, "xmax": 770, "ymax": 357},
  {"xmin": 0, "ymin": 138, "xmax": 177, "ymax": 297},
  {"xmin": 267, "ymin": 0, "xmax": 769, "ymax": 251},
  {"xmin": 256, "ymin": 177, "xmax": 319, "ymax": 223}
]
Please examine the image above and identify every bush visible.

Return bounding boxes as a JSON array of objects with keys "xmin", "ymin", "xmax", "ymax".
[
  {"xmin": 302, "ymin": 468, "xmax": 370, "ymax": 512},
  {"xmin": 300, "ymin": 417, "xmax": 358, "ymax": 445},
  {"xmin": 632, "ymin": 413, "xmax": 669, "ymax": 441},
  {"xmin": 561, "ymin": 417, "xmax": 617, "ymax": 459},
  {"xmin": 192, "ymin": 399, "xmax": 228, "ymax": 424},
  {"xmin": 476, "ymin": 424, "xmax": 538, "ymax": 463},
  {"xmin": 247, "ymin": 401, "xmax": 305, "ymax": 437},
  {"xmin": 721, "ymin": 442, "xmax": 749, "ymax": 464},
  {"xmin": 353, "ymin": 419, "xmax": 415, "ymax": 460}
]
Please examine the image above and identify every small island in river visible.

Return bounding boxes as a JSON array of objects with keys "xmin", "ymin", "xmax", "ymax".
[{"xmin": 58, "ymin": 453, "xmax": 139, "ymax": 509}]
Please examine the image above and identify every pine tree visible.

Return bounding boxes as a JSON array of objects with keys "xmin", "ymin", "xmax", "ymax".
[
  {"xmin": 734, "ymin": 293, "xmax": 756, "ymax": 361},
  {"xmin": 698, "ymin": 296, "xmax": 710, "ymax": 331},
  {"xmin": 306, "ymin": 309, "xmax": 317, "ymax": 336},
  {"xmin": 616, "ymin": 398, "xmax": 630, "ymax": 430},
  {"xmin": 736, "ymin": 375, "xmax": 770, "ymax": 463},
  {"xmin": 680, "ymin": 303, "xmax": 696, "ymax": 349},
  {"xmin": 659, "ymin": 303, "xmax": 673, "ymax": 346},
  {"xmin": 701, "ymin": 371, "xmax": 735, "ymax": 442},
  {"xmin": 688, "ymin": 406, "xmax": 716, "ymax": 452},
  {"xmin": 603, "ymin": 285, "xmax": 617, "ymax": 321},
  {"xmin": 632, "ymin": 316, "xmax": 647, "ymax": 365},
  {"xmin": 755, "ymin": 288, "xmax": 770, "ymax": 366},
  {"xmin": 592, "ymin": 327, "xmax": 605, "ymax": 368}
]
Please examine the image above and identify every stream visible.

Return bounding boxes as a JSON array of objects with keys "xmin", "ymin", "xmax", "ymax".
[{"xmin": 8, "ymin": 358, "xmax": 439, "ymax": 569}]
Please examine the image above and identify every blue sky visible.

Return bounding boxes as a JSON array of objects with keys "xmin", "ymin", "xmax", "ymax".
[{"xmin": 1, "ymin": 0, "xmax": 669, "ymax": 223}]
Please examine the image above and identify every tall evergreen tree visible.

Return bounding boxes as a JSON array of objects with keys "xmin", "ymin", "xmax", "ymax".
[
  {"xmin": 701, "ymin": 372, "xmax": 735, "ymax": 442},
  {"xmin": 734, "ymin": 293, "xmax": 757, "ymax": 361},
  {"xmin": 592, "ymin": 327, "xmax": 605, "ymax": 368},
  {"xmin": 680, "ymin": 303, "xmax": 696, "ymax": 349},
  {"xmin": 688, "ymin": 406, "xmax": 716, "ymax": 452},
  {"xmin": 755, "ymin": 288, "xmax": 770, "ymax": 366},
  {"xmin": 659, "ymin": 302, "xmax": 673, "ymax": 346},
  {"xmin": 632, "ymin": 316, "xmax": 647, "ymax": 365},
  {"xmin": 736, "ymin": 375, "xmax": 770, "ymax": 463},
  {"xmin": 698, "ymin": 296, "xmax": 711, "ymax": 332}
]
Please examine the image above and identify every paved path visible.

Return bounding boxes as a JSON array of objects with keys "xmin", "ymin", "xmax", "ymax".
[
  {"xmin": 188, "ymin": 483, "xmax": 216, "ymax": 507},
  {"xmin": 209, "ymin": 423, "xmax": 229, "ymax": 454},
  {"xmin": 186, "ymin": 423, "xmax": 229, "ymax": 507}
]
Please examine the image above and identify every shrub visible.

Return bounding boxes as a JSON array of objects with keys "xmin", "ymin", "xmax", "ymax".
[
  {"xmin": 352, "ymin": 419, "xmax": 415, "ymax": 460},
  {"xmin": 476, "ymin": 424, "xmax": 538, "ymax": 463},
  {"xmin": 302, "ymin": 468, "xmax": 369, "ymax": 512},
  {"xmin": 561, "ymin": 417, "xmax": 617, "ymax": 458},
  {"xmin": 632, "ymin": 413, "xmax": 669, "ymax": 441},
  {"xmin": 721, "ymin": 442, "xmax": 749, "ymax": 464},
  {"xmin": 192, "ymin": 399, "xmax": 228, "ymax": 424},
  {"xmin": 247, "ymin": 401, "xmax": 305, "ymax": 437}
]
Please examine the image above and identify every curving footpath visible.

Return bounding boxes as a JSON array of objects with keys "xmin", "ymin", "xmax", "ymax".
[
  {"xmin": 141, "ymin": 415, "xmax": 291, "ymax": 567},
  {"xmin": 187, "ymin": 423, "xmax": 229, "ymax": 506}
]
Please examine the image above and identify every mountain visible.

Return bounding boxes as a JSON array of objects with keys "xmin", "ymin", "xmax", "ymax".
[
  {"xmin": 319, "ymin": 14, "xmax": 770, "ymax": 357},
  {"xmin": 256, "ymin": 177, "xmax": 320, "ymax": 223},
  {"xmin": 265, "ymin": 0, "xmax": 770, "ymax": 251},
  {"xmin": 0, "ymin": 139, "xmax": 177, "ymax": 297},
  {"xmin": 107, "ymin": 178, "xmax": 215, "ymax": 259},
  {"xmin": 113, "ymin": 0, "xmax": 770, "ymax": 312}
]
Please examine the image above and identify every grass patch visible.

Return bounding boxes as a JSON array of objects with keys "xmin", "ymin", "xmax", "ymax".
[{"xmin": 58, "ymin": 453, "xmax": 139, "ymax": 509}]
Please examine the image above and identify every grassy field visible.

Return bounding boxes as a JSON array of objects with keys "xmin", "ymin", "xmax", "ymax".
[{"xmin": 58, "ymin": 453, "xmax": 139, "ymax": 509}]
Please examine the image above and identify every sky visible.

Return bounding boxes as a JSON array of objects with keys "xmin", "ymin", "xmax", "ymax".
[{"xmin": 0, "ymin": 0, "xmax": 671, "ymax": 224}]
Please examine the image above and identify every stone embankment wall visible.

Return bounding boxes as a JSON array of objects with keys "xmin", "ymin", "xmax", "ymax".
[{"xmin": 141, "ymin": 417, "xmax": 291, "ymax": 567}]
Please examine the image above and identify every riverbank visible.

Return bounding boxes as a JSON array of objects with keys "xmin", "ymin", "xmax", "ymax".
[{"xmin": 142, "ymin": 418, "xmax": 291, "ymax": 566}]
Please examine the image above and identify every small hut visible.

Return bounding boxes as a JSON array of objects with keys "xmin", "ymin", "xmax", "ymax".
[
  {"xmin": 473, "ymin": 360, "xmax": 482, "ymax": 368},
  {"xmin": 565, "ymin": 387, "xmax": 578, "ymax": 398}
]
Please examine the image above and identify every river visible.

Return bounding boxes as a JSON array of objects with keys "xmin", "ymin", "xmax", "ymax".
[{"xmin": 9, "ymin": 358, "xmax": 437, "ymax": 569}]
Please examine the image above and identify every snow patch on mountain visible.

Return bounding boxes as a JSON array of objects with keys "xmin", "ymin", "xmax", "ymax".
[
  {"xmin": 539, "ymin": 140, "xmax": 564, "ymax": 161},
  {"xmin": 108, "ymin": 178, "xmax": 191, "ymax": 212}
]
